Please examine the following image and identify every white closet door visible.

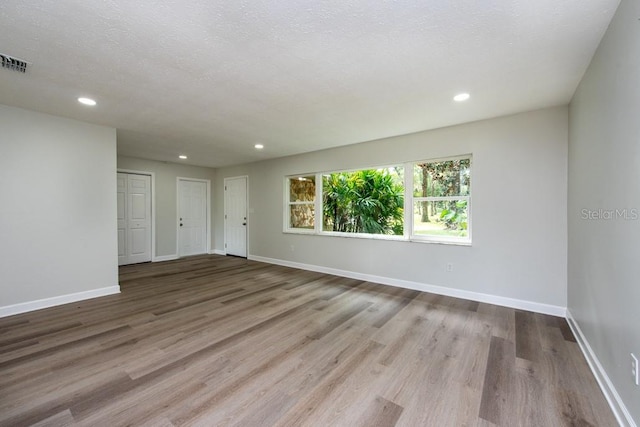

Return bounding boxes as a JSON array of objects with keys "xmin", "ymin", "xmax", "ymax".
[
  {"xmin": 118, "ymin": 173, "xmax": 152, "ymax": 265},
  {"xmin": 117, "ymin": 173, "xmax": 127, "ymax": 265}
]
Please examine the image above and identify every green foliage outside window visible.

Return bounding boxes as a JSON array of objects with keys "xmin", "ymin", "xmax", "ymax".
[
  {"xmin": 322, "ymin": 168, "xmax": 404, "ymax": 235},
  {"xmin": 413, "ymin": 158, "xmax": 471, "ymax": 237}
]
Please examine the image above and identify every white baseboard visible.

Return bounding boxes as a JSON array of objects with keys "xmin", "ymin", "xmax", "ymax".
[
  {"xmin": 155, "ymin": 251, "xmax": 225, "ymax": 261},
  {"xmin": 153, "ymin": 254, "xmax": 179, "ymax": 262},
  {"xmin": 0, "ymin": 286, "xmax": 121, "ymax": 318},
  {"xmin": 248, "ymin": 255, "xmax": 566, "ymax": 317},
  {"xmin": 566, "ymin": 310, "xmax": 636, "ymax": 427}
]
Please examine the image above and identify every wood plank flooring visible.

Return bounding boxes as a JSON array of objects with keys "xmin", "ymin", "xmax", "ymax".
[{"xmin": 0, "ymin": 255, "xmax": 616, "ymax": 426}]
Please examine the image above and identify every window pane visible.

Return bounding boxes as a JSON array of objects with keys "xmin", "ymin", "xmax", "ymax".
[
  {"xmin": 289, "ymin": 176, "xmax": 316, "ymax": 202},
  {"xmin": 413, "ymin": 158, "xmax": 470, "ymax": 197},
  {"xmin": 290, "ymin": 204, "xmax": 314, "ymax": 229},
  {"xmin": 322, "ymin": 168, "xmax": 404, "ymax": 235},
  {"xmin": 413, "ymin": 200, "xmax": 468, "ymax": 238}
]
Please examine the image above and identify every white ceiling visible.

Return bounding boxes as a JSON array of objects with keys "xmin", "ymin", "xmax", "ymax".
[{"xmin": 0, "ymin": 1, "xmax": 620, "ymax": 168}]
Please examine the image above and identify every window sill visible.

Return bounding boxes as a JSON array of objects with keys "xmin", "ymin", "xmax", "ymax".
[
  {"xmin": 284, "ymin": 228, "xmax": 315, "ymax": 235},
  {"xmin": 320, "ymin": 231, "xmax": 406, "ymax": 242},
  {"xmin": 409, "ymin": 237, "xmax": 472, "ymax": 247},
  {"xmin": 283, "ymin": 229, "xmax": 472, "ymax": 246}
]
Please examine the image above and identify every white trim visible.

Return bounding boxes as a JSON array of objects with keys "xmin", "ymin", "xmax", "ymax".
[
  {"xmin": 403, "ymin": 161, "xmax": 412, "ymax": 239},
  {"xmin": 283, "ymin": 228, "xmax": 472, "ymax": 246},
  {"xmin": 248, "ymin": 255, "xmax": 566, "ymax": 317},
  {"xmin": 414, "ymin": 195, "xmax": 470, "ymax": 202},
  {"xmin": 153, "ymin": 254, "xmax": 179, "ymax": 262},
  {"xmin": 176, "ymin": 177, "xmax": 212, "ymax": 257},
  {"xmin": 283, "ymin": 229, "xmax": 316, "ymax": 235},
  {"xmin": 211, "ymin": 249, "xmax": 226, "ymax": 256},
  {"xmin": 410, "ymin": 235, "xmax": 472, "ymax": 246},
  {"xmin": 0, "ymin": 286, "xmax": 121, "ymax": 318},
  {"xmin": 318, "ymin": 231, "xmax": 406, "ymax": 241},
  {"xmin": 288, "ymin": 201, "xmax": 316, "ymax": 206},
  {"xmin": 566, "ymin": 310, "xmax": 637, "ymax": 427},
  {"xmin": 117, "ymin": 169, "xmax": 156, "ymax": 262}
]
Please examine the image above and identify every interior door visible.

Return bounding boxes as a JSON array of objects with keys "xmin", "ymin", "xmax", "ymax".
[
  {"xmin": 178, "ymin": 179, "xmax": 208, "ymax": 256},
  {"xmin": 118, "ymin": 173, "xmax": 152, "ymax": 265},
  {"xmin": 225, "ymin": 176, "xmax": 247, "ymax": 257},
  {"xmin": 117, "ymin": 173, "xmax": 127, "ymax": 265}
]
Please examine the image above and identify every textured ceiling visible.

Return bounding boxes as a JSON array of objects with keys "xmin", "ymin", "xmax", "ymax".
[{"xmin": 0, "ymin": 0, "xmax": 620, "ymax": 168}]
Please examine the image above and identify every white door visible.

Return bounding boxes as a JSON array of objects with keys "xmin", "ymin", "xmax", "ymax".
[
  {"xmin": 178, "ymin": 179, "xmax": 208, "ymax": 256},
  {"xmin": 118, "ymin": 173, "xmax": 152, "ymax": 265},
  {"xmin": 117, "ymin": 173, "xmax": 127, "ymax": 265},
  {"xmin": 225, "ymin": 176, "xmax": 247, "ymax": 257}
]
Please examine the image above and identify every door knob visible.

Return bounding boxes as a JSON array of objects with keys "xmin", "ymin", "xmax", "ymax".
[
  {"xmin": 242, "ymin": 222, "xmax": 246, "ymax": 226},
  {"xmin": 180, "ymin": 223, "xmax": 183, "ymax": 227}
]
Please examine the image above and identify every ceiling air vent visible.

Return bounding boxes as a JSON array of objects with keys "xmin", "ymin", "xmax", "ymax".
[{"xmin": 1, "ymin": 53, "xmax": 28, "ymax": 73}]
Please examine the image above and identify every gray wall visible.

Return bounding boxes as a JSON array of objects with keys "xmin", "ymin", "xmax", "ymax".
[
  {"xmin": 216, "ymin": 106, "xmax": 568, "ymax": 310},
  {"xmin": 0, "ymin": 104, "xmax": 118, "ymax": 309},
  {"xmin": 117, "ymin": 156, "xmax": 216, "ymax": 257},
  {"xmin": 568, "ymin": 0, "xmax": 640, "ymax": 423}
]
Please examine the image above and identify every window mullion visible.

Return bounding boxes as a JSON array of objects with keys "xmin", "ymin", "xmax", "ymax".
[
  {"xmin": 283, "ymin": 177, "xmax": 289, "ymax": 232},
  {"xmin": 315, "ymin": 173, "xmax": 322, "ymax": 233},
  {"xmin": 404, "ymin": 162, "xmax": 412, "ymax": 239}
]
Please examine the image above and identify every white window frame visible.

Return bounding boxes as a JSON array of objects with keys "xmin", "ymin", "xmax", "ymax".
[
  {"xmin": 410, "ymin": 155, "xmax": 472, "ymax": 245},
  {"xmin": 284, "ymin": 175, "xmax": 317, "ymax": 234},
  {"xmin": 283, "ymin": 154, "xmax": 472, "ymax": 246}
]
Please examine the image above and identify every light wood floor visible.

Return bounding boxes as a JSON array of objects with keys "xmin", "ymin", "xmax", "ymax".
[{"xmin": 0, "ymin": 255, "xmax": 616, "ymax": 426}]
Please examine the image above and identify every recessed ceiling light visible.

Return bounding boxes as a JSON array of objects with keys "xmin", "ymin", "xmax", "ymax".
[
  {"xmin": 78, "ymin": 97, "xmax": 97, "ymax": 106},
  {"xmin": 453, "ymin": 93, "xmax": 470, "ymax": 102},
  {"xmin": 254, "ymin": 144, "xmax": 264, "ymax": 150},
  {"xmin": 179, "ymin": 155, "xmax": 187, "ymax": 160}
]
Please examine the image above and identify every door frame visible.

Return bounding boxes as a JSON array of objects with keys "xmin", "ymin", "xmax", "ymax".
[
  {"xmin": 224, "ymin": 175, "xmax": 249, "ymax": 257},
  {"xmin": 176, "ymin": 177, "xmax": 211, "ymax": 257},
  {"xmin": 117, "ymin": 169, "xmax": 156, "ymax": 262}
]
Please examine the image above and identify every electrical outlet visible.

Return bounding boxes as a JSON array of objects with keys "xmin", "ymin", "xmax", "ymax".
[
  {"xmin": 632, "ymin": 353, "xmax": 639, "ymax": 386},
  {"xmin": 446, "ymin": 263, "xmax": 453, "ymax": 272}
]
